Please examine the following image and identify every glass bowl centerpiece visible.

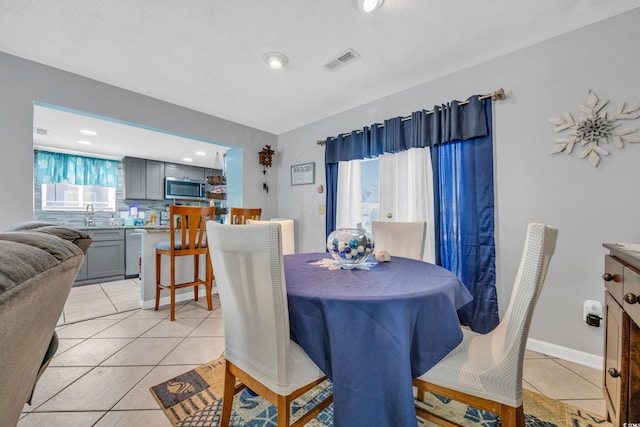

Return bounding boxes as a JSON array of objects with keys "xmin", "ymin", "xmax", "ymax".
[{"xmin": 326, "ymin": 227, "xmax": 375, "ymax": 268}]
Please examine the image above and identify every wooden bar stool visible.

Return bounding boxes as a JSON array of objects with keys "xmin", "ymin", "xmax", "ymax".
[
  {"xmin": 229, "ymin": 207, "xmax": 261, "ymax": 224},
  {"xmin": 155, "ymin": 205, "xmax": 214, "ymax": 320}
]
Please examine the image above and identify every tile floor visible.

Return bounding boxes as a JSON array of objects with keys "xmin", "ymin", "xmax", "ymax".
[
  {"xmin": 19, "ymin": 283, "xmax": 606, "ymax": 426},
  {"xmin": 61, "ymin": 279, "xmax": 142, "ymax": 324}
]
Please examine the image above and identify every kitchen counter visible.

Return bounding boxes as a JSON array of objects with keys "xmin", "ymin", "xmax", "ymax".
[
  {"xmin": 137, "ymin": 228, "xmax": 214, "ymax": 308},
  {"xmin": 77, "ymin": 225, "xmax": 170, "ymax": 231}
]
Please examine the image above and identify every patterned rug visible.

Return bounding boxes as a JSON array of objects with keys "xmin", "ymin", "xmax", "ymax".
[{"xmin": 150, "ymin": 356, "xmax": 610, "ymax": 426}]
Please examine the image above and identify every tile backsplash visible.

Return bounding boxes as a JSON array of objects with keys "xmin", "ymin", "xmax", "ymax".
[{"xmin": 34, "ymin": 158, "xmax": 172, "ymax": 227}]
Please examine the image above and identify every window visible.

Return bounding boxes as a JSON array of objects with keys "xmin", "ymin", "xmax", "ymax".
[
  {"xmin": 41, "ymin": 183, "xmax": 116, "ymax": 211},
  {"xmin": 360, "ymin": 158, "xmax": 379, "ymax": 229}
]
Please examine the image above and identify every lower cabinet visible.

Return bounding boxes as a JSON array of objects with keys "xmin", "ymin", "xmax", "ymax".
[
  {"xmin": 75, "ymin": 229, "xmax": 125, "ymax": 286},
  {"xmin": 602, "ymin": 245, "xmax": 640, "ymax": 426}
]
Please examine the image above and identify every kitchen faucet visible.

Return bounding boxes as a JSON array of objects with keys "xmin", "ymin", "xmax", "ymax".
[{"xmin": 84, "ymin": 203, "xmax": 95, "ymax": 227}]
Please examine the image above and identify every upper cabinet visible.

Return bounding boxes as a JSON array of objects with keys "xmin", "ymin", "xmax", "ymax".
[
  {"xmin": 145, "ymin": 160, "xmax": 165, "ymax": 200},
  {"xmin": 164, "ymin": 163, "xmax": 204, "ymax": 181},
  {"xmin": 123, "ymin": 158, "xmax": 219, "ymax": 201},
  {"xmin": 123, "ymin": 157, "xmax": 165, "ymax": 200},
  {"xmin": 123, "ymin": 157, "xmax": 146, "ymax": 200}
]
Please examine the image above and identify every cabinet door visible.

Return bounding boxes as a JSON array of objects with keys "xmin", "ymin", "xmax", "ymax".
[
  {"xmin": 145, "ymin": 160, "xmax": 165, "ymax": 200},
  {"xmin": 123, "ymin": 157, "xmax": 146, "ymax": 200},
  {"xmin": 604, "ymin": 291, "xmax": 629, "ymax": 426},
  {"xmin": 76, "ymin": 255, "xmax": 88, "ymax": 281},
  {"xmin": 165, "ymin": 163, "xmax": 204, "ymax": 181},
  {"xmin": 87, "ymin": 240, "xmax": 125, "ymax": 279},
  {"xmin": 630, "ymin": 320, "xmax": 640, "ymax": 423}
]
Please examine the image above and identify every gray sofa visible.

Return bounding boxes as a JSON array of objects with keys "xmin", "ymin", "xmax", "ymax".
[{"xmin": 0, "ymin": 221, "xmax": 91, "ymax": 426}]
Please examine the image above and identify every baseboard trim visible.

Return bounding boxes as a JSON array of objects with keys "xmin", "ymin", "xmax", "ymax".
[{"xmin": 527, "ymin": 338, "xmax": 602, "ymax": 370}]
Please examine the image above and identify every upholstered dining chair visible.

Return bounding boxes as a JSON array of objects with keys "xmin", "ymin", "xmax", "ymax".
[
  {"xmin": 229, "ymin": 207, "xmax": 261, "ymax": 224},
  {"xmin": 371, "ymin": 220, "xmax": 427, "ymax": 261},
  {"xmin": 155, "ymin": 205, "xmax": 214, "ymax": 321},
  {"xmin": 246, "ymin": 218, "xmax": 295, "ymax": 255},
  {"xmin": 205, "ymin": 221, "xmax": 332, "ymax": 427},
  {"xmin": 413, "ymin": 223, "xmax": 558, "ymax": 427}
]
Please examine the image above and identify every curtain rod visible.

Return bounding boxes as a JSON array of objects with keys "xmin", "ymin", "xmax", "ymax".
[{"xmin": 316, "ymin": 88, "xmax": 506, "ymax": 146}]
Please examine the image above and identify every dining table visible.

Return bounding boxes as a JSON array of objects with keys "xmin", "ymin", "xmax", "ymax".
[{"xmin": 283, "ymin": 252, "xmax": 473, "ymax": 427}]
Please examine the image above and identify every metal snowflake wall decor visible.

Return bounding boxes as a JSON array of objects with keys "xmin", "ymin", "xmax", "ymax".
[{"xmin": 549, "ymin": 90, "xmax": 640, "ymax": 167}]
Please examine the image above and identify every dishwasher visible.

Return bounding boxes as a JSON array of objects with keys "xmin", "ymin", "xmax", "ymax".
[{"xmin": 125, "ymin": 229, "xmax": 143, "ymax": 279}]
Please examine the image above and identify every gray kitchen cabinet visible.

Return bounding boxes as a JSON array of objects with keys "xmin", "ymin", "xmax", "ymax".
[
  {"xmin": 145, "ymin": 160, "xmax": 165, "ymax": 200},
  {"xmin": 76, "ymin": 255, "xmax": 89, "ymax": 281},
  {"xmin": 74, "ymin": 229, "xmax": 125, "ymax": 286},
  {"xmin": 123, "ymin": 157, "xmax": 165, "ymax": 200},
  {"xmin": 165, "ymin": 163, "xmax": 204, "ymax": 181},
  {"xmin": 87, "ymin": 240, "xmax": 125, "ymax": 279},
  {"xmin": 123, "ymin": 157, "xmax": 146, "ymax": 199}
]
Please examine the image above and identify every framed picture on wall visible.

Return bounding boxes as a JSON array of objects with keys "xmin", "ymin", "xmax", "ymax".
[{"xmin": 291, "ymin": 162, "xmax": 315, "ymax": 185}]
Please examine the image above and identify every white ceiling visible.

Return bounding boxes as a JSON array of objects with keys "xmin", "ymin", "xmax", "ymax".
[
  {"xmin": 32, "ymin": 105, "xmax": 227, "ymax": 169},
  {"xmin": 2, "ymin": 0, "xmax": 639, "ymax": 145}
]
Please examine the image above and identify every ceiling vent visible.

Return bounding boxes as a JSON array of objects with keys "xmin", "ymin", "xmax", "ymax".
[
  {"xmin": 35, "ymin": 127, "xmax": 48, "ymax": 136},
  {"xmin": 324, "ymin": 48, "xmax": 360, "ymax": 71}
]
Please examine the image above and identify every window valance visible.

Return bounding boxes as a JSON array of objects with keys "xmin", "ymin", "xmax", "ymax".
[
  {"xmin": 35, "ymin": 150, "xmax": 118, "ymax": 188},
  {"xmin": 324, "ymin": 96, "xmax": 488, "ymax": 164}
]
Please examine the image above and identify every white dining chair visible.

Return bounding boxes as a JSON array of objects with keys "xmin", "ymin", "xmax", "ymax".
[
  {"xmin": 246, "ymin": 218, "xmax": 295, "ymax": 255},
  {"xmin": 205, "ymin": 221, "xmax": 331, "ymax": 427},
  {"xmin": 413, "ymin": 223, "xmax": 558, "ymax": 427},
  {"xmin": 371, "ymin": 220, "xmax": 426, "ymax": 261}
]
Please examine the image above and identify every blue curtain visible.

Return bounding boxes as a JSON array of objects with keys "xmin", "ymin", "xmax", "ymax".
[
  {"xmin": 324, "ymin": 96, "xmax": 498, "ymax": 333},
  {"xmin": 432, "ymin": 99, "xmax": 498, "ymax": 333},
  {"xmin": 35, "ymin": 150, "xmax": 118, "ymax": 187}
]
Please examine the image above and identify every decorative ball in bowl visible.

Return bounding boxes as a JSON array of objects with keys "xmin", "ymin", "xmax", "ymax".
[{"xmin": 326, "ymin": 228, "xmax": 375, "ymax": 267}]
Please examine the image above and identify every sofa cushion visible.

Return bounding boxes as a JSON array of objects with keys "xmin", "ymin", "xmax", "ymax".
[
  {"xmin": 0, "ymin": 232, "xmax": 83, "ymax": 295},
  {"xmin": 3, "ymin": 222, "xmax": 92, "ymax": 254}
]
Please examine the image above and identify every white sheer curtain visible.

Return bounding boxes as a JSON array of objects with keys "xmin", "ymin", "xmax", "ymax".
[
  {"xmin": 378, "ymin": 147, "xmax": 435, "ymax": 262},
  {"xmin": 336, "ymin": 160, "xmax": 362, "ymax": 229}
]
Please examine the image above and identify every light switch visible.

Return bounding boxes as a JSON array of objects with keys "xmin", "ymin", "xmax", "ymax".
[{"xmin": 318, "ymin": 204, "xmax": 326, "ymax": 215}]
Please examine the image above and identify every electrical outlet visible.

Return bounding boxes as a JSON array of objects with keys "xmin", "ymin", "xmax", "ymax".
[
  {"xmin": 583, "ymin": 300, "xmax": 602, "ymax": 327},
  {"xmin": 318, "ymin": 204, "xmax": 326, "ymax": 215}
]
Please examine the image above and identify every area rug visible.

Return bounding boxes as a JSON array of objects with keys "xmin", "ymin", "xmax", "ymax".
[{"xmin": 150, "ymin": 356, "xmax": 610, "ymax": 426}]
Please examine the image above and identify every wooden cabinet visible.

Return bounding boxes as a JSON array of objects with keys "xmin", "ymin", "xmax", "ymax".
[
  {"xmin": 602, "ymin": 244, "xmax": 640, "ymax": 426},
  {"xmin": 165, "ymin": 163, "xmax": 204, "ymax": 181},
  {"xmin": 75, "ymin": 229, "xmax": 125, "ymax": 286},
  {"xmin": 123, "ymin": 157, "xmax": 165, "ymax": 200}
]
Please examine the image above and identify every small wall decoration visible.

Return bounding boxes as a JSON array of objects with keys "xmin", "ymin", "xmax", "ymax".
[
  {"xmin": 549, "ymin": 90, "xmax": 640, "ymax": 167},
  {"xmin": 258, "ymin": 145, "xmax": 275, "ymax": 173},
  {"xmin": 291, "ymin": 162, "xmax": 315, "ymax": 186},
  {"xmin": 258, "ymin": 145, "xmax": 275, "ymax": 193}
]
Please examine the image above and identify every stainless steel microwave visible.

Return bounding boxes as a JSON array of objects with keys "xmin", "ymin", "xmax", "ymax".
[{"xmin": 164, "ymin": 177, "xmax": 206, "ymax": 201}]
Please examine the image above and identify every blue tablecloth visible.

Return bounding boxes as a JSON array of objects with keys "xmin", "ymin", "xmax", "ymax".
[{"xmin": 284, "ymin": 253, "xmax": 473, "ymax": 427}]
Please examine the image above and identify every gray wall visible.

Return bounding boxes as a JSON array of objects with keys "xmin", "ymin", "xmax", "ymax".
[
  {"xmin": 276, "ymin": 8, "xmax": 640, "ymax": 358},
  {"xmin": 0, "ymin": 52, "xmax": 278, "ymax": 231}
]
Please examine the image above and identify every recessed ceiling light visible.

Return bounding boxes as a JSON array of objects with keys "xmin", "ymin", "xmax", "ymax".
[
  {"xmin": 264, "ymin": 52, "xmax": 288, "ymax": 70},
  {"xmin": 195, "ymin": 151, "xmax": 206, "ymax": 156},
  {"xmin": 183, "ymin": 157, "xmax": 193, "ymax": 162},
  {"xmin": 355, "ymin": 0, "xmax": 384, "ymax": 13},
  {"xmin": 80, "ymin": 129, "xmax": 98, "ymax": 136},
  {"xmin": 78, "ymin": 140, "xmax": 92, "ymax": 145}
]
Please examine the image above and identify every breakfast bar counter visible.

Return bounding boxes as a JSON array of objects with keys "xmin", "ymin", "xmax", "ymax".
[{"xmin": 138, "ymin": 228, "xmax": 211, "ymax": 308}]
